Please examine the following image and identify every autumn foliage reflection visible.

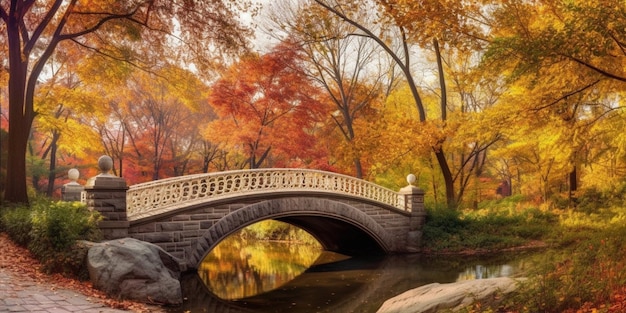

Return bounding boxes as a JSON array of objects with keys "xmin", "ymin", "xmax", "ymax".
[{"xmin": 198, "ymin": 220, "xmax": 322, "ymax": 300}]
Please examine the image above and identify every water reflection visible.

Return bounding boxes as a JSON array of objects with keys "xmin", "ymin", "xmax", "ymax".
[
  {"xmin": 198, "ymin": 236, "xmax": 323, "ymax": 300},
  {"xmin": 456, "ymin": 264, "xmax": 515, "ymax": 280},
  {"xmin": 171, "ymin": 236, "xmax": 537, "ymax": 313}
]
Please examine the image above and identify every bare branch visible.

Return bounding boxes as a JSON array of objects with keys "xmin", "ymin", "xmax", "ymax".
[
  {"xmin": 564, "ymin": 54, "xmax": 626, "ymax": 82},
  {"xmin": 533, "ymin": 80, "xmax": 601, "ymax": 112},
  {"xmin": 0, "ymin": 6, "xmax": 7, "ymax": 22},
  {"xmin": 58, "ymin": 8, "xmax": 139, "ymax": 41}
]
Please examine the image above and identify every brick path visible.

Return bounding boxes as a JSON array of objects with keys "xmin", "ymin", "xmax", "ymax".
[{"xmin": 0, "ymin": 268, "xmax": 130, "ymax": 313}]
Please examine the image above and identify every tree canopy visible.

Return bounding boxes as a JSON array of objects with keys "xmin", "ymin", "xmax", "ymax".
[
  {"xmin": 1, "ymin": 0, "xmax": 625, "ymax": 210},
  {"xmin": 0, "ymin": 0, "xmax": 251, "ymax": 203}
]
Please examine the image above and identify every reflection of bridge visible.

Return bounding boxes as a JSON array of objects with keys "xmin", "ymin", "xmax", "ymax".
[{"xmin": 82, "ymin": 164, "xmax": 425, "ymax": 270}]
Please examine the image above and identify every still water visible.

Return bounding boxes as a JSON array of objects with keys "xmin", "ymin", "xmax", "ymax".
[{"xmin": 168, "ymin": 238, "xmax": 535, "ymax": 313}]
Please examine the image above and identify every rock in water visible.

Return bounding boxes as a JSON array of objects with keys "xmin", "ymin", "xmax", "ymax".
[
  {"xmin": 87, "ymin": 238, "xmax": 183, "ymax": 305},
  {"xmin": 377, "ymin": 277, "xmax": 521, "ymax": 313}
]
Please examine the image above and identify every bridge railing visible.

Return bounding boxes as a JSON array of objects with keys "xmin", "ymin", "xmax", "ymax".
[{"xmin": 126, "ymin": 168, "xmax": 409, "ymax": 221}]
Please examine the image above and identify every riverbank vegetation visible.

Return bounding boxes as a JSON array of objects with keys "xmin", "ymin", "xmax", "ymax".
[{"xmin": 424, "ymin": 193, "xmax": 626, "ymax": 312}]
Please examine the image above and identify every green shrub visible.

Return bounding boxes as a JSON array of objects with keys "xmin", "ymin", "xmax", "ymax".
[
  {"xmin": 28, "ymin": 200, "xmax": 102, "ymax": 276},
  {"xmin": 1, "ymin": 204, "xmax": 33, "ymax": 246},
  {"xmin": 477, "ymin": 194, "xmax": 527, "ymax": 210},
  {"xmin": 2, "ymin": 199, "xmax": 103, "ymax": 278},
  {"xmin": 575, "ymin": 187, "xmax": 609, "ymax": 213},
  {"xmin": 422, "ymin": 204, "xmax": 555, "ymax": 252},
  {"xmin": 421, "ymin": 207, "xmax": 469, "ymax": 251}
]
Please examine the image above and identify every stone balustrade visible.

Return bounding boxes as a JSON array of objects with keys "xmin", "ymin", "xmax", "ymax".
[
  {"xmin": 81, "ymin": 156, "xmax": 427, "ymax": 265},
  {"xmin": 126, "ymin": 168, "xmax": 412, "ymax": 221}
]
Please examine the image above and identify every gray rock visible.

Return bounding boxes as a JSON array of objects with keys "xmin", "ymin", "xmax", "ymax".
[
  {"xmin": 87, "ymin": 238, "xmax": 183, "ymax": 305},
  {"xmin": 377, "ymin": 277, "xmax": 521, "ymax": 313}
]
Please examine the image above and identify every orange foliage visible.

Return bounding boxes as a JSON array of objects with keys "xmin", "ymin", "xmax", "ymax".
[{"xmin": 206, "ymin": 41, "xmax": 330, "ymax": 169}]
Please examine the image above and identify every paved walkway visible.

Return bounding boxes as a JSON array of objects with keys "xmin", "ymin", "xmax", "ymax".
[{"xmin": 0, "ymin": 268, "xmax": 130, "ymax": 313}]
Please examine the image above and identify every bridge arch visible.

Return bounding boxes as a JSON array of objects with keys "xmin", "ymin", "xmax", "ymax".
[
  {"xmin": 82, "ymin": 163, "xmax": 426, "ymax": 269},
  {"xmin": 188, "ymin": 197, "xmax": 395, "ymax": 269}
]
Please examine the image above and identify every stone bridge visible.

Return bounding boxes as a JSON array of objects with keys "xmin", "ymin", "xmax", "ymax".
[{"xmin": 81, "ymin": 159, "xmax": 426, "ymax": 270}]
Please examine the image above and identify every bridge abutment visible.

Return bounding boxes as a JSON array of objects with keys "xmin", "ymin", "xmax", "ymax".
[
  {"xmin": 82, "ymin": 156, "xmax": 130, "ymax": 240},
  {"xmin": 399, "ymin": 178, "xmax": 426, "ymax": 252}
]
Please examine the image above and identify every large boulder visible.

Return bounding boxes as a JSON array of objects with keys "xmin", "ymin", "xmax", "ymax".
[
  {"xmin": 377, "ymin": 277, "xmax": 521, "ymax": 313},
  {"xmin": 87, "ymin": 238, "xmax": 183, "ymax": 305}
]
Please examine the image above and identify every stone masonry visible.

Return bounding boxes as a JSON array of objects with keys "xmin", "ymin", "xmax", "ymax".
[{"xmin": 83, "ymin": 157, "xmax": 426, "ymax": 270}]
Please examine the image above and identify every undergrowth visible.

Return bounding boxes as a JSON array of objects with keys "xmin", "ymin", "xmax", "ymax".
[
  {"xmin": 0, "ymin": 198, "xmax": 102, "ymax": 279},
  {"xmin": 425, "ymin": 192, "xmax": 626, "ymax": 312},
  {"xmin": 422, "ymin": 197, "xmax": 556, "ymax": 253}
]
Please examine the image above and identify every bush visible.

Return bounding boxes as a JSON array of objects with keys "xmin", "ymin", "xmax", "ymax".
[
  {"xmin": 28, "ymin": 200, "xmax": 103, "ymax": 276},
  {"xmin": 1, "ymin": 204, "xmax": 33, "ymax": 246},
  {"xmin": 422, "ymin": 204, "xmax": 556, "ymax": 252},
  {"xmin": 1, "ymin": 199, "xmax": 102, "ymax": 278},
  {"xmin": 421, "ymin": 206, "xmax": 469, "ymax": 251},
  {"xmin": 575, "ymin": 187, "xmax": 610, "ymax": 213}
]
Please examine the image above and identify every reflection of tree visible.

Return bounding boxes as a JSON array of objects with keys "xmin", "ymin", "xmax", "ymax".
[
  {"xmin": 185, "ymin": 252, "xmax": 539, "ymax": 313},
  {"xmin": 198, "ymin": 235, "xmax": 322, "ymax": 300}
]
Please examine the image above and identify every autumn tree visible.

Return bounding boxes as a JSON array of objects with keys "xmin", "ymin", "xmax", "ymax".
[
  {"xmin": 484, "ymin": 0, "xmax": 626, "ymax": 201},
  {"xmin": 27, "ymin": 47, "xmax": 105, "ymax": 196},
  {"xmin": 265, "ymin": 1, "xmax": 399, "ymax": 178},
  {"xmin": 124, "ymin": 67, "xmax": 208, "ymax": 181},
  {"xmin": 0, "ymin": 0, "xmax": 251, "ymax": 203},
  {"xmin": 206, "ymin": 42, "xmax": 328, "ymax": 170},
  {"xmin": 311, "ymin": 0, "xmax": 491, "ymax": 207},
  {"xmin": 79, "ymin": 62, "xmax": 209, "ymax": 183}
]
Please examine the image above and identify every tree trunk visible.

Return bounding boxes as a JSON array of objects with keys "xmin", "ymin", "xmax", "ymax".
[
  {"xmin": 354, "ymin": 158, "xmax": 363, "ymax": 179},
  {"xmin": 433, "ymin": 39, "xmax": 455, "ymax": 208},
  {"xmin": 46, "ymin": 132, "xmax": 60, "ymax": 197},
  {"xmin": 434, "ymin": 149, "xmax": 455, "ymax": 208},
  {"xmin": 569, "ymin": 165, "xmax": 578, "ymax": 204},
  {"xmin": 5, "ymin": 116, "xmax": 30, "ymax": 204},
  {"xmin": 5, "ymin": 12, "xmax": 31, "ymax": 204}
]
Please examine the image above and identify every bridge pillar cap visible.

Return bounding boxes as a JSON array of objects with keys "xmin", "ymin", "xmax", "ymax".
[
  {"xmin": 66, "ymin": 168, "xmax": 80, "ymax": 185},
  {"xmin": 400, "ymin": 174, "xmax": 423, "ymax": 194},
  {"xmin": 98, "ymin": 155, "xmax": 114, "ymax": 175},
  {"xmin": 84, "ymin": 155, "xmax": 127, "ymax": 189},
  {"xmin": 407, "ymin": 174, "xmax": 416, "ymax": 185}
]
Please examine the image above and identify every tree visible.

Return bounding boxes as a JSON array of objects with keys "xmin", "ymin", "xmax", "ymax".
[
  {"xmin": 312, "ymin": 0, "xmax": 489, "ymax": 207},
  {"xmin": 123, "ymin": 66, "xmax": 208, "ymax": 181},
  {"xmin": 486, "ymin": 0, "xmax": 626, "ymax": 85},
  {"xmin": 265, "ymin": 1, "xmax": 399, "ymax": 178},
  {"xmin": 484, "ymin": 0, "xmax": 626, "ymax": 202},
  {"xmin": 28, "ymin": 48, "xmax": 104, "ymax": 196},
  {"xmin": 0, "ymin": 0, "xmax": 251, "ymax": 203},
  {"xmin": 80, "ymin": 62, "xmax": 210, "ymax": 183},
  {"xmin": 206, "ymin": 42, "xmax": 327, "ymax": 169}
]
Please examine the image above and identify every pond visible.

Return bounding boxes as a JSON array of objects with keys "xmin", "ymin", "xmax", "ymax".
[{"xmin": 167, "ymin": 236, "xmax": 536, "ymax": 313}]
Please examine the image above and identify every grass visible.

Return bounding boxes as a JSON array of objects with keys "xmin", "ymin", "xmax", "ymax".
[
  {"xmin": 423, "ymin": 195, "xmax": 626, "ymax": 312},
  {"xmin": 422, "ymin": 198, "xmax": 557, "ymax": 253}
]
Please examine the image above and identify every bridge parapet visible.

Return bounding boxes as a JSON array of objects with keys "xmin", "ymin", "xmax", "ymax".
[
  {"xmin": 83, "ymin": 158, "xmax": 426, "ymax": 260},
  {"xmin": 127, "ymin": 168, "xmax": 410, "ymax": 221}
]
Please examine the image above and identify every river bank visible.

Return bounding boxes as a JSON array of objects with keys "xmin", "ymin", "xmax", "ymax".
[
  {"xmin": 0, "ymin": 232, "xmax": 163, "ymax": 313},
  {"xmin": 3, "ymin": 231, "xmax": 626, "ymax": 313}
]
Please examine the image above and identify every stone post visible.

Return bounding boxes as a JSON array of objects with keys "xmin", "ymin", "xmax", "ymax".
[
  {"xmin": 399, "ymin": 174, "xmax": 426, "ymax": 252},
  {"xmin": 61, "ymin": 168, "xmax": 84, "ymax": 201},
  {"xmin": 82, "ymin": 155, "xmax": 129, "ymax": 240}
]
